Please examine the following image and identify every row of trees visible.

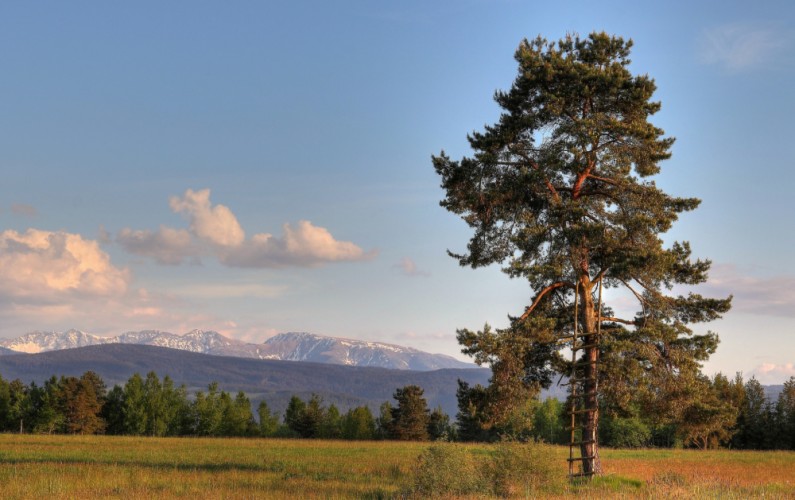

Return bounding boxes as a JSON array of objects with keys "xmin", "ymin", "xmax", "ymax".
[
  {"xmin": 456, "ymin": 374, "xmax": 795, "ymax": 450},
  {"xmin": 2, "ymin": 369, "xmax": 791, "ymax": 449},
  {"xmin": 0, "ymin": 371, "xmax": 452, "ymax": 441}
]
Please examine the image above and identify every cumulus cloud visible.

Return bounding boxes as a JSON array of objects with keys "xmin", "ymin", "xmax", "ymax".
[
  {"xmin": 169, "ymin": 188, "xmax": 245, "ymax": 247},
  {"xmin": 698, "ymin": 23, "xmax": 788, "ymax": 71},
  {"xmin": 394, "ymin": 257, "xmax": 430, "ymax": 277},
  {"xmin": 0, "ymin": 228, "xmax": 130, "ymax": 301},
  {"xmin": 701, "ymin": 264, "xmax": 795, "ymax": 318},
  {"xmin": 752, "ymin": 363, "xmax": 795, "ymax": 384},
  {"xmin": 117, "ymin": 226, "xmax": 196, "ymax": 265},
  {"xmin": 119, "ymin": 188, "xmax": 376, "ymax": 268},
  {"xmin": 11, "ymin": 204, "xmax": 38, "ymax": 217},
  {"xmin": 222, "ymin": 220, "xmax": 376, "ymax": 268}
]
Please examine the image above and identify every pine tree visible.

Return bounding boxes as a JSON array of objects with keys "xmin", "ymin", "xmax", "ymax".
[
  {"xmin": 433, "ymin": 32, "xmax": 731, "ymax": 474},
  {"xmin": 390, "ymin": 385, "xmax": 430, "ymax": 441},
  {"xmin": 774, "ymin": 377, "xmax": 795, "ymax": 450},
  {"xmin": 427, "ymin": 406, "xmax": 453, "ymax": 441},
  {"xmin": 375, "ymin": 402, "xmax": 394, "ymax": 440},
  {"xmin": 284, "ymin": 395, "xmax": 308, "ymax": 438},
  {"xmin": 257, "ymin": 400, "xmax": 280, "ymax": 437}
]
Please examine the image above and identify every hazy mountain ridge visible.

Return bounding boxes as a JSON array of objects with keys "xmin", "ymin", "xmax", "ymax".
[
  {"xmin": 0, "ymin": 329, "xmax": 473, "ymax": 371},
  {"xmin": 0, "ymin": 344, "xmax": 489, "ymax": 416}
]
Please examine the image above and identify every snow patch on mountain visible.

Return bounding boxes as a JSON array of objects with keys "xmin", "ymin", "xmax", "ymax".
[{"xmin": 0, "ymin": 329, "xmax": 474, "ymax": 371}]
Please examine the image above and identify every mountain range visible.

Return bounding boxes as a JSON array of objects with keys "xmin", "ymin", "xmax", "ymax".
[
  {"xmin": 0, "ymin": 329, "xmax": 474, "ymax": 371},
  {"xmin": 0, "ymin": 344, "xmax": 490, "ymax": 416}
]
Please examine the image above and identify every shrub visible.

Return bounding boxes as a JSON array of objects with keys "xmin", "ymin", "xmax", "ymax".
[
  {"xmin": 487, "ymin": 441, "xmax": 564, "ymax": 496},
  {"xmin": 408, "ymin": 441, "xmax": 563, "ymax": 497},
  {"xmin": 409, "ymin": 445, "xmax": 485, "ymax": 496}
]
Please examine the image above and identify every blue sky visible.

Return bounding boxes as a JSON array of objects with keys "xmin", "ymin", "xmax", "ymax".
[{"xmin": 1, "ymin": 1, "xmax": 793, "ymax": 383}]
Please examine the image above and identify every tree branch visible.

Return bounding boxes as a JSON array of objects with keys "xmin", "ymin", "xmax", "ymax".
[
  {"xmin": 599, "ymin": 316, "xmax": 636, "ymax": 325},
  {"xmin": 586, "ymin": 173, "xmax": 619, "ymax": 186},
  {"xmin": 519, "ymin": 281, "xmax": 572, "ymax": 321},
  {"xmin": 619, "ymin": 278, "xmax": 649, "ymax": 306}
]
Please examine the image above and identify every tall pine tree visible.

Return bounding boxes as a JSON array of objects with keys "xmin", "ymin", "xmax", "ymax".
[{"xmin": 434, "ymin": 32, "xmax": 730, "ymax": 475}]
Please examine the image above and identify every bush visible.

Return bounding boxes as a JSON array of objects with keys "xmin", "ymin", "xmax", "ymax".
[
  {"xmin": 601, "ymin": 416, "xmax": 651, "ymax": 448},
  {"xmin": 487, "ymin": 442, "xmax": 564, "ymax": 496},
  {"xmin": 409, "ymin": 445, "xmax": 485, "ymax": 497},
  {"xmin": 408, "ymin": 441, "xmax": 563, "ymax": 497}
]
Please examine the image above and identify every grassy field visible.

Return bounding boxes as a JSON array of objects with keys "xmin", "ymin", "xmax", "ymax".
[{"xmin": 0, "ymin": 435, "xmax": 793, "ymax": 498}]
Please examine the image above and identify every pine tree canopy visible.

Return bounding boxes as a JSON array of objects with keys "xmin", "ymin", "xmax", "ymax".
[{"xmin": 434, "ymin": 32, "xmax": 731, "ymax": 429}]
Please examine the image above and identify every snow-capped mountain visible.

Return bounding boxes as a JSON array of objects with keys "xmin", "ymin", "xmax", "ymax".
[
  {"xmin": 1, "ymin": 329, "xmax": 109, "ymax": 353},
  {"xmin": 0, "ymin": 330, "xmax": 474, "ymax": 370},
  {"xmin": 260, "ymin": 332, "xmax": 471, "ymax": 370}
]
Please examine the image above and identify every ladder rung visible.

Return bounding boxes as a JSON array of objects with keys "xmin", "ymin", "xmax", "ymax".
[
  {"xmin": 558, "ymin": 332, "xmax": 599, "ymax": 340},
  {"xmin": 567, "ymin": 425, "xmax": 598, "ymax": 431},
  {"xmin": 574, "ymin": 360, "xmax": 598, "ymax": 366},
  {"xmin": 573, "ymin": 343, "xmax": 599, "ymax": 351},
  {"xmin": 572, "ymin": 439, "xmax": 596, "ymax": 445},
  {"xmin": 569, "ymin": 472, "xmax": 596, "ymax": 478},
  {"xmin": 568, "ymin": 408, "xmax": 597, "ymax": 414}
]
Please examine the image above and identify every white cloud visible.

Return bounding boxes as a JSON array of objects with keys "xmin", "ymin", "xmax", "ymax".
[
  {"xmin": 169, "ymin": 188, "xmax": 245, "ymax": 247},
  {"xmin": 394, "ymin": 257, "xmax": 430, "ymax": 277},
  {"xmin": 119, "ymin": 188, "xmax": 376, "ymax": 268},
  {"xmin": 0, "ymin": 228, "xmax": 130, "ymax": 301},
  {"xmin": 698, "ymin": 23, "xmax": 788, "ymax": 71},
  {"xmin": 117, "ymin": 226, "xmax": 196, "ymax": 265},
  {"xmin": 0, "ymin": 228, "xmax": 288, "ymax": 343},
  {"xmin": 702, "ymin": 264, "xmax": 795, "ymax": 318},
  {"xmin": 223, "ymin": 220, "xmax": 377, "ymax": 268},
  {"xmin": 752, "ymin": 363, "xmax": 795, "ymax": 384}
]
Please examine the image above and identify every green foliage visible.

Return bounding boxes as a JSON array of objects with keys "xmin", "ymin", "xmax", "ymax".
[
  {"xmin": 532, "ymin": 397, "xmax": 566, "ymax": 444},
  {"xmin": 122, "ymin": 373, "xmax": 147, "ymax": 435},
  {"xmin": 486, "ymin": 442, "xmax": 565, "ymax": 496},
  {"xmin": 283, "ymin": 395, "xmax": 307, "ymax": 437},
  {"xmin": 735, "ymin": 377, "xmax": 776, "ymax": 449},
  {"xmin": 601, "ymin": 414, "xmax": 651, "ymax": 448},
  {"xmin": 427, "ymin": 406, "xmax": 453, "ymax": 441},
  {"xmin": 257, "ymin": 400, "xmax": 280, "ymax": 437},
  {"xmin": 220, "ymin": 391, "xmax": 255, "ymax": 437},
  {"xmin": 775, "ymin": 377, "xmax": 795, "ymax": 449},
  {"xmin": 408, "ymin": 441, "xmax": 563, "ymax": 497},
  {"xmin": 390, "ymin": 385, "xmax": 430, "ymax": 441},
  {"xmin": 341, "ymin": 406, "xmax": 376, "ymax": 440},
  {"xmin": 318, "ymin": 403, "xmax": 342, "ymax": 439},
  {"xmin": 409, "ymin": 445, "xmax": 484, "ymax": 496},
  {"xmin": 455, "ymin": 381, "xmax": 495, "ymax": 442},
  {"xmin": 434, "ymin": 32, "xmax": 731, "ymax": 469},
  {"xmin": 191, "ymin": 382, "xmax": 224, "ymax": 436}
]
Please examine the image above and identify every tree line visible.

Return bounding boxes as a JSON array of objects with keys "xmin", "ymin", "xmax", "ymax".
[
  {"xmin": 457, "ymin": 373, "xmax": 795, "ymax": 450},
  {"xmin": 1, "ymin": 369, "xmax": 792, "ymax": 449},
  {"xmin": 0, "ymin": 371, "xmax": 452, "ymax": 440}
]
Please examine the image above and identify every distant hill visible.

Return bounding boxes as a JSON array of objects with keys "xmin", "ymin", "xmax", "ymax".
[
  {"xmin": 0, "ymin": 329, "xmax": 474, "ymax": 371},
  {"xmin": 0, "ymin": 344, "xmax": 490, "ymax": 416},
  {"xmin": 0, "ymin": 346, "xmax": 18, "ymax": 356}
]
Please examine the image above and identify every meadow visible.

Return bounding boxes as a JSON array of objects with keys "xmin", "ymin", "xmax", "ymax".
[{"xmin": 0, "ymin": 434, "xmax": 793, "ymax": 499}]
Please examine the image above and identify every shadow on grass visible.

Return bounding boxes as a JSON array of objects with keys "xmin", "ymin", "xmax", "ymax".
[{"xmin": 0, "ymin": 456, "xmax": 295, "ymax": 474}]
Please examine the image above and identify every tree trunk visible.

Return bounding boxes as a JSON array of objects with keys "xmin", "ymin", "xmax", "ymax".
[{"xmin": 578, "ymin": 277, "xmax": 601, "ymax": 476}]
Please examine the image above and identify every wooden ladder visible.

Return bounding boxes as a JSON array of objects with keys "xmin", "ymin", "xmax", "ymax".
[{"xmin": 565, "ymin": 281, "xmax": 602, "ymax": 479}]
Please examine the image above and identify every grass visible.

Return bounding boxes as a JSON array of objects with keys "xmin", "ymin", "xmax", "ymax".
[{"xmin": 0, "ymin": 434, "xmax": 793, "ymax": 498}]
